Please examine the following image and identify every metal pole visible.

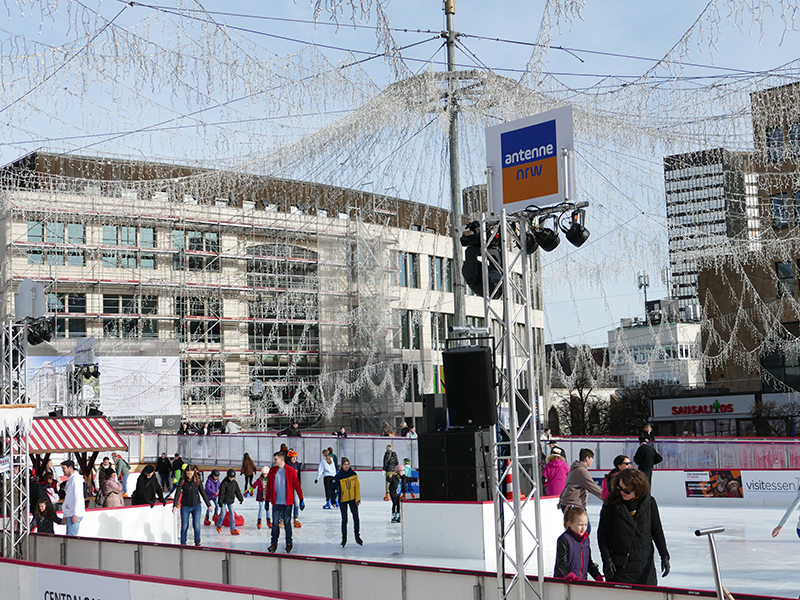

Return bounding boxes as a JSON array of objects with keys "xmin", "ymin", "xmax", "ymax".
[
  {"xmin": 444, "ymin": 0, "xmax": 466, "ymax": 330},
  {"xmin": 695, "ymin": 527, "xmax": 725, "ymax": 600}
]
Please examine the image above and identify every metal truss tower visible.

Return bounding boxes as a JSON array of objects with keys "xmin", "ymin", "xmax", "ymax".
[
  {"xmin": 1, "ymin": 322, "xmax": 33, "ymax": 559},
  {"xmin": 476, "ymin": 201, "xmax": 588, "ymax": 600}
]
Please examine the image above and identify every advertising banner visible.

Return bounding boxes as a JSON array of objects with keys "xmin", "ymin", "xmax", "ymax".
[
  {"xmin": 486, "ymin": 105, "xmax": 574, "ymax": 214},
  {"xmin": 685, "ymin": 469, "xmax": 744, "ymax": 498},
  {"xmin": 37, "ymin": 565, "xmax": 130, "ymax": 600},
  {"xmin": 741, "ymin": 471, "xmax": 800, "ymax": 500}
]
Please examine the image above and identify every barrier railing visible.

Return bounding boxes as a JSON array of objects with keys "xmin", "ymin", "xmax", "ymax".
[{"xmin": 121, "ymin": 433, "xmax": 419, "ymax": 471}]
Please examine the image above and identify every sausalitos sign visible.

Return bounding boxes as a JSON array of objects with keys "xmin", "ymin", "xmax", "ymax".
[
  {"xmin": 672, "ymin": 399, "xmax": 735, "ymax": 416},
  {"xmin": 486, "ymin": 105, "xmax": 574, "ymax": 214},
  {"xmin": 652, "ymin": 394, "xmax": 754, "ymax": 420}
]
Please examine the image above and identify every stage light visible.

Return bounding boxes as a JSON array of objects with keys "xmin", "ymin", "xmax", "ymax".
[
  {"xmin": 48, "ymin": 408, "xmax": 63, "ymax": 417},
  {"xmin": 563, "ymin": 210, "xmax": 590, "ymax": 247},
  {"xmin": 533, "ymin": 224, "xmax": 560, "ymax": 252}
]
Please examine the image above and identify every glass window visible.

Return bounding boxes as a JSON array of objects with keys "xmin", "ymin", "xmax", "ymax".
[
  {"xmin": 768, "ymin": 126, "xmax": 784, "ymax": 161},
  {"xmin": 102, "ymin": 252, "xmax": 117, "ymax": 268},
  {"xmin": 120, "ymin": 253, "xmax": 137, "ymax": 269},
  {"xmin": 187, "ymin": 231, "xmax": 203, "ymax": 251},
  {"xmin": 66, "ymin": 223, "xmax": 84, "ymax": 244},
  {"xmin": 790, "ymin": 123, "xmax": 800, "ymax": 157},
  {"xmin": 103, "ymin": 295, "xmax": 120, "ymax": 313},
  {"xmin": 140, "ymin": 254, "xmax": 155, "ymax": 269},
  {"xmin": 46, "ymin": 251, "xmax": 64, "ymax": 266},
  {"xmin": 120, "ymin": 226, "xmax": 136, "ymax": 247},
  {"xmin": 171, "ymin": 230, "xmax": 185, "ymax": 249},
  {"xmin": 774, "ymin": 194, "xmax": 789, "ymax": 228},
  {"xmin": 777, "ymin": 262, "xmax": 794, "ymax": 297},
  {"xmin": 141, "ymin": 296, "xmax": 158, "ymax": 314},
  {"xmin": 103, "ymin": 225, "xmax": 118, "ymax": 246},
  {"xmin": 140, "ymin": 227, "xmax": 155, "ymax": 248},
  {"xmin": 46, "ymin": 222, "xmax": 64, "ymax": 244},
  {"xmin": 27, "ymin": 222, "xmax": 44, "ymax": 243}
]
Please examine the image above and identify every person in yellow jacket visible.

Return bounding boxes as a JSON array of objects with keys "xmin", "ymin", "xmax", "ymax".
[{"xmin": 330, "ymin": 457, "xmax": 362, "ymax": 547}]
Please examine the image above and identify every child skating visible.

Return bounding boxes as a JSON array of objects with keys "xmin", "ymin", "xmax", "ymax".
[
  {"xmin": 388, "ymin": 464, "xmax": 405, "ymax": 523},
  {"xmin": 204, "ymin": 469, "xmax": 221, "ymax": 526},
  {"xmin": 247, "ymin": 466, "xmax": 272, "ymax": 529},
  {"xmin": 554, "ymin": 505, "xmax": 604, "ymax": 582},
  {"xmin": 216, "ymin": 469, "xmax": 244, "ymax": 535}
]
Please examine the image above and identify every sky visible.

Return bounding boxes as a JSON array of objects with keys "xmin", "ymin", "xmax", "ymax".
[{"xmin": 4, "ymin": 0, "xmax": 800, "ymax": 347}]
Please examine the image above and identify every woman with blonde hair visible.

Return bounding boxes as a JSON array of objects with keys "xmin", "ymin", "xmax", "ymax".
[{"xmin": 315, "ymin": 449, "xmax": 338, "ymax": 509}]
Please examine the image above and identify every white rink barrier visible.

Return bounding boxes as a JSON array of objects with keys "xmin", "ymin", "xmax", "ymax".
[
  {"xmin": 53, "ymin": 503, "xmax": 177, "ymax": 544},
  {"xmin": 402, "ymin": 497, "xmax": 563, "ymax": 575},
  {"xmin": 27, "ymin": 534, "xmax": 787, "ymax": 600}
]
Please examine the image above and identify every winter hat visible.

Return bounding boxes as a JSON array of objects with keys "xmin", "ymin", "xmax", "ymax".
[
  {"xmin": 211, "ymin": 469, "xmax": 220, "ymax": 478},
  {"xmin": 403, "ymin": 458, "xmax": 411, "ymax": 464},
  {"xmin": 226, "ymin": 468, "xmax": 236, "ymax": 478},
  {"xmin": 261, "ymin": 466, "xmax": 269, "ymax": 475},
  {"xmin": 395, "ymin": 464, "xmax": 404, "ymax": 473}
]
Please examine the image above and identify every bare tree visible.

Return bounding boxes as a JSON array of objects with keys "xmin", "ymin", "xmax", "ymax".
[
  {"xmin": 549, "ymin": 344, "xmax": 612, "ymax": 435},
  {"xmin": 608, "ymin": 381, "xmax": 682, "ymax": 435}
]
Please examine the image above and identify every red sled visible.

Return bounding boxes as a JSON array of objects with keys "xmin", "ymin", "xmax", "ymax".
[{"xmin": 221, "ymin": 512, "xmax": 244, "ymax": 527}]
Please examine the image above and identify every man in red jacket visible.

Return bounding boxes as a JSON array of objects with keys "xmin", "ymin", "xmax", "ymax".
[{"xmin": 265, "ymin": 451, "xmax": 304, "ymax": 553}]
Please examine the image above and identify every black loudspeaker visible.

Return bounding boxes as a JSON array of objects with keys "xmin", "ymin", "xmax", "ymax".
[
  {"xmin": 418, "ymin": 431, "xmax": 492, "ymax": 501},
  {"xmin": 442, "ymin": 346, "xmax": 497, "ymax": 428},
  {"xmin": 422, "ymin": 393, "xmax": 448, "ymax": 434}
]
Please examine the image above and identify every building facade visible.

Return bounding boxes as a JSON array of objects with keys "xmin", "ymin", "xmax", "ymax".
[{"xmin": 664, "ymin": 148, "xmax": 751, "ymax": 318}]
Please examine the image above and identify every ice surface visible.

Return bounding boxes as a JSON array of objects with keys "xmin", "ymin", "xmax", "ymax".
[{"xmin": 190, "ymin": 498, "xmax": 799, "ymax": 599}]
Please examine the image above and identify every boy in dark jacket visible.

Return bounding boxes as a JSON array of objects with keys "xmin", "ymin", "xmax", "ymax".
[{"xmin": 215, "ymin": 469, "xmax": 244, "ymax": 535}]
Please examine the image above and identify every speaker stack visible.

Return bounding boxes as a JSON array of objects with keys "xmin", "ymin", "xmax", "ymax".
[
  {"xmin": 418, "ymin": 430, "xmax": 493, "ymax": 501},
  {"xmin": 418, "ymin": 345, "xmax": 497, "ymax": 502}
]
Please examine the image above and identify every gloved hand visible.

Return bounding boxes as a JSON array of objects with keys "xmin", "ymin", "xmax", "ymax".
[
  {"xmin": 162, "ymin": 501, "xmax": 167, "ymax": 506},
  {"xmin": 594, "ymin": 574, "xmax": 605, "ymax": 583},
  {"xmin": 564, "ymin": 572, "xmax": 578, "ymax": 582},
  {"xmin": 314, "ymin": 479, "xmax": 318, "ymax": 484},
  {"xmin": 244, "ymin": 491, "xmax": 250, "ymax": 498},
  {"xmin": 603, "ymin": 560, "xmax": 616, "ymax": 579},
  {"xmin": 661, "ymin": 556, "xmax": 670, "ymax": 577},
  {"xmin": 300, "ymin": 500, "xmax": 305, "ymax": 511}
]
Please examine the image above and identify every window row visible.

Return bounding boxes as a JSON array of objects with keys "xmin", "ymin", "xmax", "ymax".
[
  {"xmin": 400, "ymin": 310, "xmax": 485, "ymax": 350},
  {"xmin": 397, "ymin": 252, "xmax": 454, "ymax": 292},
  {"xmin": 664, "ymin": 163, "xmax": 723, "ymax": 181}
]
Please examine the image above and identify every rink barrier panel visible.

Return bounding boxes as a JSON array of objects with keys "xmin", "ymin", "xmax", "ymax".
[{"xmin": 27, "ymin": 533, "xmax": 797, "ymax": 600}]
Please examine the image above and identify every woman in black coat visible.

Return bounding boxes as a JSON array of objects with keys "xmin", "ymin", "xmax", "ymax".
[
  {"xmin": 597, "ymin": 468, "xmax": 670, "ymax": 586},
  {"xmin": 132, "ymin": 465, "xmax": 166, "ymax": 508}
]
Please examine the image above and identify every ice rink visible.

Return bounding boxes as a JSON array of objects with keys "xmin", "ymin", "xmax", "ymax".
[{"xmin": 189, "ymin": 496, "xmax": 800, "ymax": 599}]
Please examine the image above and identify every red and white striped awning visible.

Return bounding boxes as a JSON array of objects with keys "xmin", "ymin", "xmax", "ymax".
[{"xmin": 30, "ymin": 416, "xmax": 127, "ymax": 454}]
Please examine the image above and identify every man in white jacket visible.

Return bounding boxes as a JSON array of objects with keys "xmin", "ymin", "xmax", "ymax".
[{"xmin": 60, "ymin": 459, "xmax": 86, "ymax": 536}]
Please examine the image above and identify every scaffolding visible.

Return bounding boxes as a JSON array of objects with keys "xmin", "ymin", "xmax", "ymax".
[{"xmin": 0, "ymin": 152, "xmax": 409, "ymax": 431}]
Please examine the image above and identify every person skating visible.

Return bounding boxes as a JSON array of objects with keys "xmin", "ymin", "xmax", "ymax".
[
  {"xmin": 772, "ymin": 486, "xmax": 800, "ymax": 539},
  {"xmin": 111, "ymin": 452, "xmax": 131, "ymax": 496},
  {"xmin": 554, "ymin": 506, "xmax": 604, "ymax": 582},
  {"xmin": 216, "ymin": 469, "xmax": 244, "ymax": 535},
  {"xmin": 388, "ymin": 464, "xmax": 405, "ymax": 523},
  {"xmin": 264, "ymin": 451, "xmax": 305, "ymax": 553},
  {"xmin": 597, "ymin": 468, "xmax": 670, "ymax": 585},
  {"xmin": 558, "ymin": 448, "xmax": 602, "ymax": 532},
  {"xmin": 30, "ymin": 497, "xmax": 62, "ymax": 534},
  {"xmin": 633, "ymin": 438, "xmax": 663, "ymax": 485},
  {"xmin": 402, "ymin": 458, "xmax": 417, "ymax": 499},
  {"xmin": 542, "ymin": 453, "xmax": 569, "ymax": 497},
  {"xmin": 286, "ymin": 450, "xmax": 303, "ymax": 528},
  {"xmin": 602, "ymin": 455, "xmax": 632, "ymax": 501},
  {"xmin": 316, "ymin": 449, "xmax": 337, "ymax": 509},
  {"xmin": 60, "ymin": 459, "xmax": 85, "ymax": 536},
  {"xmin": 131, "ymin": 465, "xmax": 166, "ymax": 508},
  {"xmin": 247, "ymin": 466, "xmax": 272, "ymax": 529},
  {"xmin": 204, "ymin": 469, "xmax": 221, "ymax": 526},
  {"xmin": 382, "ymin": 445, "xmax": 399, "ymax": 501},
  {"xmin": 172, "ymin": 464, "xmax": 211, "ymax": 546},
  {"xmin": 241, "ymin": 452, "xmax": 257, "ymax": 490},
  {"xmin": 331, "ymin": 457, "xmax": 362, "ymax": 547},
  {"xmin": 156, "ymin": 452, "xmax": 172, "ymax": 492}
]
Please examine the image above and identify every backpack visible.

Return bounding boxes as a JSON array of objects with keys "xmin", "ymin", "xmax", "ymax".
[{"xmin": 95, "ymin": 486, "xmax": 105, "ymax": 506}]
